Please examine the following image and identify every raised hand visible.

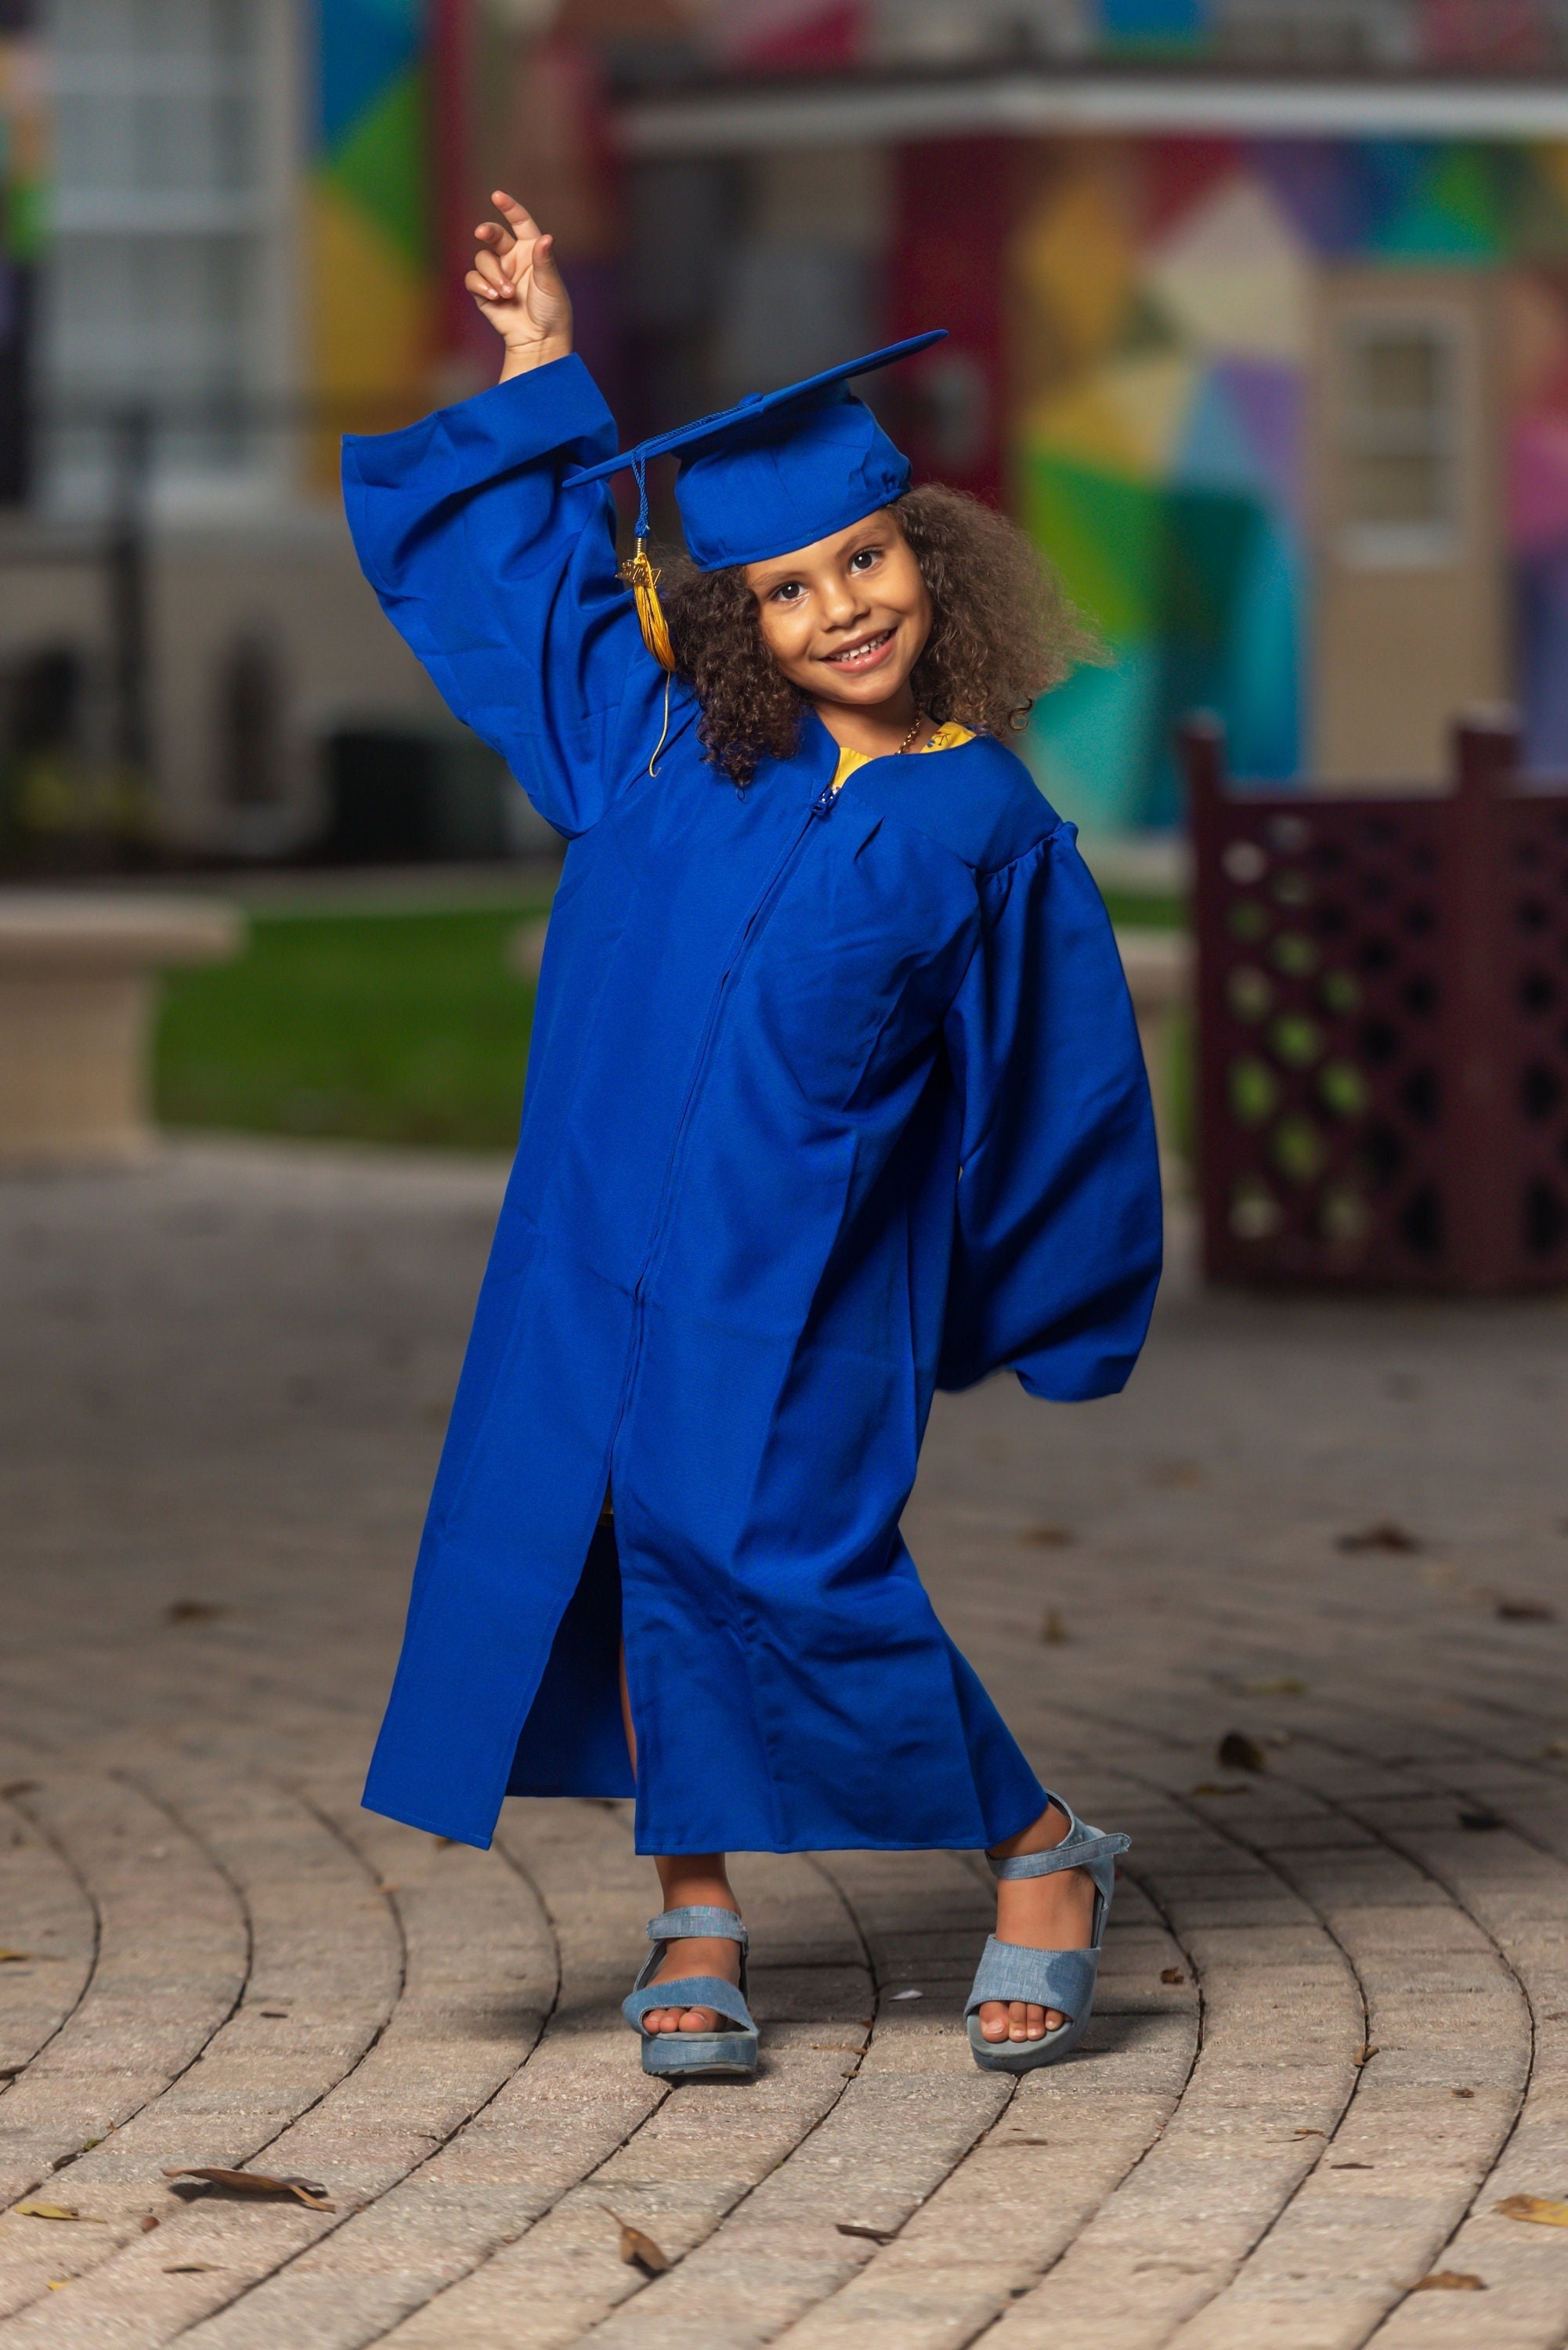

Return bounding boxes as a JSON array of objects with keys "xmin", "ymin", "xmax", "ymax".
[{"xmin": 466, "ymin": 191, "xmax": 573, "ymax": 381}]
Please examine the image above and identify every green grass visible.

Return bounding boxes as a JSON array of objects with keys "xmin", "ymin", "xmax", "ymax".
[
  {"xmin": 154, "ymin": 888, "xmax": 1187, "ymax": 1154},
  {"xmin": 154, "ymin": 899, "xmax": 550, "ymax": 1152}
]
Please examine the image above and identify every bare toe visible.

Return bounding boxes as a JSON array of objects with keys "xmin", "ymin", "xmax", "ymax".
[{"xmin": 978, "ymin": 2000, "xmax": 1010, "ymax": 2041}]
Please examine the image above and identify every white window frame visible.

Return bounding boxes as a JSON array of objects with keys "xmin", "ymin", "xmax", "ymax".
[
  {"xmin": 1331, "ymin": 306, "xmax": 1466, "ymax": 572},
  {"xmin": 38, "ymin": 0, "xmax": 302, "ymax": 519}
]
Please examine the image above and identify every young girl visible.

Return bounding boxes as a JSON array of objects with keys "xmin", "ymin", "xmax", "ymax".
[{"xmin": 344, "ymin": 193, "xmax": 1162, "ymax": 2081}]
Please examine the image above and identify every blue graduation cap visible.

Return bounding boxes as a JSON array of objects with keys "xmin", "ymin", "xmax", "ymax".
[{"xmin": 564, "ymin": 331, "xmax": 946, "ymax": 670}]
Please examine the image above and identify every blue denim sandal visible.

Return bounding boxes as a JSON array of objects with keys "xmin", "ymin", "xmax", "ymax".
[
  {"xmin": 623, "ymin": 1905, "xmax": 758, "ymax": 2079},
  {"xmin": 966, "ymin": 1803, "xmax": 1131, "ymax": 2073}
]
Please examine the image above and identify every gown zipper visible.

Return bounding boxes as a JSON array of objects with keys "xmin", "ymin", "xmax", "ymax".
[{"xmin": 606, "ymin": 780, "xmax": 842, "ymax": 1501}]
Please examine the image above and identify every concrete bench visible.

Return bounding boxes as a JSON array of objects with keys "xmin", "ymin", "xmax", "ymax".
[{"xmin": 0, "ymin": 893, "xmax": 245, "ymax": 1167}]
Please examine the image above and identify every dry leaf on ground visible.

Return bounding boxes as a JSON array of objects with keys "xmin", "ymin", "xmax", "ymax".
[
  {"xmin": 0, "ymin": 1951, "xmax": 33, "ymax": 1964},
  {"xmin": 163, "ymin": 2264, "xmax": 220, "ymax": 2275},
  {"xmin": 1337, "ymin": 1522, "xmax": 1419, "ymax": 1553},
  {"xmin": 1497, "ymin": 2194, "xmax": 1568, "ymax": 2228},
  {"xmin": 16, "ymin": 2203, "xmax": 105, "ymax": 2223},
  {"xmin": 1413, "ymin": 2272, "xmax": 1486, "ymax": 2290},
  {"xmin": 1190, "ymin": 1781, "xmax": 1251, "ymax": 1796},
  {"xmin": 1459, "ymin": 1808, "xmax": 1505, "ymax": 1831},
  {"xmin": 1160, "ymin": 1968, "xmax": 1186, "ymax": 1985},
  {"xmin": 1497, "ymin": 1599, "xmax": 1556, "ymax": 1622},
  {"xmin": 836, "ymin": 2222, "xmax": 897, "ymax": 2243},
  {"xmin": 1353, "ymin": 2042, "xmax": 1379, "ymax": 2066},
  {"xmin": 0, "ymin": 1780, "xmax": 39, "ymax": 1798},
  {"xmin": 163, "ymin": 2167, "xmax": 334, "ymax": 2211},
  {"xmin": 614, "ymin": 2218, "xmax": 670, "ymax": 2273},
  {"xmin": 1217, "ymin": 1731, "xmax": 1267, "ymax": 1773},
  {"xmin": 1293, "ymin": 2128, "xmax": 1326, "ymax": 2138},
  {"xmin": 140, "ymin": 2216, "xmax": 159, "ymax": 2232},
  {"xmin": 1243, "ymin": 1676, "xmax": 1307, "ymax": 1696}
]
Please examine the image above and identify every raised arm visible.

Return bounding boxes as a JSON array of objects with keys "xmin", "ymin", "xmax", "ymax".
[{"xmin": 342, "ymin": 194, "xmax": 684, "ymax": 841}]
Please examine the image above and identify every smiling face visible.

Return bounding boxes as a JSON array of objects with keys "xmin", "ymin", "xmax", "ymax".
[{"xmin": 744, "ymin": 510, "xmax": 932, "ymax": 718}]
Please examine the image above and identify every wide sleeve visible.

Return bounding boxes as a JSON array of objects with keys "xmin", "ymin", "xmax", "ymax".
[
  {"xmin": 341, "ymin": 356, "xmax": 687, "ymax": 840},
  {"xmin": 937, "ymin": 824, "xmax": 1163, "ymax": 1401}
]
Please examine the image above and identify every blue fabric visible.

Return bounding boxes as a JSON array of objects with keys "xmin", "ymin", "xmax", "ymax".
[
  {"xmin": 563, "ymin": 330, "xmax": 941, "ymax": 570},
  {"xmin": 343, "ymin": 356, "xmax": 1163, "ymax": 1857},
  {"xmin": 965, "ymin": 1936, "xmax": 1099, "ymax": 2021},
  {"xmin": 674, "ymin": 389, "xmax": 911, "ymax": 569}
]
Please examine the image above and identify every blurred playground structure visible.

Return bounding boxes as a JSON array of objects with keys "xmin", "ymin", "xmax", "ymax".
[{"xmin": 7, "ymin": 4, "xmax": 1568, "ymax": 861}]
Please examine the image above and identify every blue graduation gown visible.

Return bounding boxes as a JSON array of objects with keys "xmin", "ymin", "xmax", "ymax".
[{"xmin": 343, "ymin": 356, "xmax": 1162, "ymax": 1856}]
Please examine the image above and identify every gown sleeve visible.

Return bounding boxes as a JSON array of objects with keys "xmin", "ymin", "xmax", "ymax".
[
  {"xmin": 937, "ymin": 823, "xmax": 1163, "ymax": 1401},
  {"xmin": 341, "ymin": 355, "xmax": 683, "ymax": 840}
]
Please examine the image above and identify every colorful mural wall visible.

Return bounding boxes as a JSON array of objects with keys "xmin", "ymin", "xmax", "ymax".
[
  {"xmin": 1016, "ymin": 138, "xmax": 1568, "ymax": 830},
  {"xmin": 0, "ymin": 6, "xmax": 44, "ymax": 503},
  {"xmin": 311, "ymin": 0, "xmax": 438, "ymax": 425}
]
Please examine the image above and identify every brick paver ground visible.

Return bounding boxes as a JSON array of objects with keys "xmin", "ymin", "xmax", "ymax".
[{"xmin": 2, "ymin": 1137, "xmax": 1567, "ymax": 2347}]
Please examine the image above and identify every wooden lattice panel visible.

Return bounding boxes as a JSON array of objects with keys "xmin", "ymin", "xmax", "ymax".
[
  {"xmin": 1494, "ymin": 797, "xmax": 1568, "ymax": 1276},
  {"xmin": 1184, "ymin": 718, "xmax": 1568, "ymax": 1293}
]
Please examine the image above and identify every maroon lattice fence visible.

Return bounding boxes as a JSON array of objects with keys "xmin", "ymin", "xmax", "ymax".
[{"xmin": 1183, "ymin": 713, "xmax": 1568, "ymax": 1292}]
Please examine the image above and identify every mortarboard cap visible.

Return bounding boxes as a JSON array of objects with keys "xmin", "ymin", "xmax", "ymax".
[{"xmin": 565, "ymin": 330, "xmax": 946, "ymax": 573}]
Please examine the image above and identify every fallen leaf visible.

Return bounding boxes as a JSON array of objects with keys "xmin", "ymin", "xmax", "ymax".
[
  {"xmin": 0, "ymin": 2066, "xmax": 22, "ymax": 2080},
  {"xmin": 1413, "ymin": 2271, "xmax": 1486, "ymax": 2290},
  {"xmin": 0, "ymin": 1951, "xmax": 32, "ymax": 1965},
  {"xmin": 1292, "ymin": 2128, "xmax": 1326, "ymax": 2138},
  {"xmin": 162, "ymin": 2167, "xmax": 334, "ymax": 2211},
  {"xmin": 1497, "ymin": 1600, "xmax": 1556, "ymax": 1622},
  {"xmin": 1332, "ymin": 2160, "xmax": 1375, "ymax": 2169},
  {"xmin": 1497, "ymin": 2194, "xmax": 1568, "ymax": 2229},
  {"xmin": 836, "ymin": 2222, "xmax": 896, "ymax": 2243},
  {"xmin": 46, "ymin": 2282, "xmax": 67, "ymax": 2291},
  {"xmin": 1160, "ymin": 1968, "xmax": 1186, "ymax": 1986},
  {"xmin": 613, "ymin": 2218, "xmax": 670, "ymax": 2273},
  {"xmin": 1544, "ymin": 1740, "xmax": 1568, "ymax": 1758},
  {"xmin": 163, "ymin": 2265, "xmax": 220, "ymax": 2275},
  {"xmin": 1190, "ymin": 1781, "xmax": 1251, "ymax": 1796},
  {"xmin": 0, "ymin": 1780, "xmax": 38, "ymax": 1798},
  {"xmin": 1458, "ymin": 1809, "xmax": 1504, "ymax": 1831},
  {"xmin": 1217, "ymin": 1731, "xmax": 1267, "ymax": 1773},
  {"xmin": 1040, "ymin": 1610, "xmax": 1069, "ymax": 1645},
  {"xmin": 1353, "ymin": 2043, "xmax": 1379, "ymax": 2067},
  {"xmin": 165, "ymin": 1601, "xmax": 226, "ymax": 1625},
  {"xmin": 1243, "ymin": 1676, "xmax": 1307, "ymax": 1697},
  {"xmin": 16, "ymin": 2203, "xmax": 105, "ymax": 2223},
  {"xmin": 1149, "ymin": 1460, "xmax": 1202, "ymax": 1488},
  {"xmin": 1022, "ymin": 1526, "xmax": 1073, "ymax": 1548},
  {"xmin": 259, "ymin": 2010, "xmax": 289, "ymax": 2019},
  {"xmin": 140, "ymin": 2215, "xmax": 160, "ymax": 2232},
  {"xmin": 1454, "ymin": 2088, "xmax": 1475, "ymax": 2098},
  {"xmin": 1337, "ymin": 1522, "xmax": 1419, "ymax": 1553}
]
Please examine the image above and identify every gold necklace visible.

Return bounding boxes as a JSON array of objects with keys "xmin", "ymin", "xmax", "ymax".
[{"xmin": 896, "ymin": 714, "xmax": 926, "ymax": 754}]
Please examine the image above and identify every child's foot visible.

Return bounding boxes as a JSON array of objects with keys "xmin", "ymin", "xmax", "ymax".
[
  {"xmin": 639, "ymin": 1925, "xmax": 742, "ymax": 2034},
  {"xmin": 977, "ymin": 1801, "xmax": 1094, "ymax": 2047}
]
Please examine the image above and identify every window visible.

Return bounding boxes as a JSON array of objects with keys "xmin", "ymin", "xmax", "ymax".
[
  {"xmin": 39, "ymin": 0, "xmax": 297, "ymax": 512},
  {"xmin": 1335, "ymin": 316, "xmax": 1462, "ymax": 568}
]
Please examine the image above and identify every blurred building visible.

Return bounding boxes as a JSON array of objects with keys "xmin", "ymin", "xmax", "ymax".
[
  {"xmin": 0, "ymin": 0, "xmax": 482, "ymax": 862},
  {"xmin": 588, "ymin": 0, "xmax": 1568, "ymax": 830},
  {"xmin": 10, "ymin": 1, "xmax": 1568, "ymax": 849}
]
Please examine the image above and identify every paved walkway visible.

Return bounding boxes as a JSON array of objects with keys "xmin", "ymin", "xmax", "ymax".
[{"xmin": 3, "ymin": 1139, "xmax": 1568, "ymax": 2348}]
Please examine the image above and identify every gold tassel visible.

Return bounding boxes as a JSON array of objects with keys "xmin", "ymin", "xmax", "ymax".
[{"xmin": 622, "ymin": 540, "xmax": 677, "ymax": 673}]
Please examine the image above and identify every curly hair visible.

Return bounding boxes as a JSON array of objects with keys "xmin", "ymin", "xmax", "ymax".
[{"xmin": 656, "ymin": 483, "xmax": 1097, "ymax": 787}]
